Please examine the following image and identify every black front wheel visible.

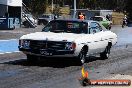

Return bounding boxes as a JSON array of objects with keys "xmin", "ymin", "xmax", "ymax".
[
  {"xmin": 77, "ymin": 49, "xmax": 87, "ymax": 65},
  {"xmin": 108, "ymin": 26, "xmax": 111, "ymax": 30},
  {"xmin": 100, "ymin": 45, "xmax": 111, "ymax": 59},
  {"xmin": 122, "ymin": 24, "xmax": 124, "ymax": 28}
]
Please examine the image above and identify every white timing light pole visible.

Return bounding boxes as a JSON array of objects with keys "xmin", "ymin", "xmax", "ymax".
[{"xmin": 73, "ymin": 0, "xmax": 76, "ymax": 18}]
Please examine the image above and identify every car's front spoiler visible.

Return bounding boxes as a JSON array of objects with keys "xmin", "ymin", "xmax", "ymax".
[
  {"xmin": 19, "ymin": 47, "xmax": 75, "ymax": 57},
  {"xmin": 22, "ymin": 51, "xmax": 75, "ymax": 57}
]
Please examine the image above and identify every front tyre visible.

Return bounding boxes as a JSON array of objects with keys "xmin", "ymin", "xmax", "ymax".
[
  {"xmin": 78, "ymin": 49, "xmax": 87, "ymax": 65},
  {"xmin": 122, "ymin": 24, "xmax": 125, "ymax": 28},
  {"xmin": 108, "ymin": 25, "xmax": 111, "ymax": 30},
  {"xmin": 100, "ymin": 45, "xmax": 111, "ymax": 59}
]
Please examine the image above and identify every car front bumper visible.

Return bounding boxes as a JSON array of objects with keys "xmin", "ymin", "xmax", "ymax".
[{"xmin": 19, "ymin": 47, "xmax": 75, "ymax": 57}]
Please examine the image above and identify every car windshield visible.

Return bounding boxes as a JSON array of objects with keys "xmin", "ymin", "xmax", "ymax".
[
  {"xmin": 90, "ymin": 17, "xmax": 103, "ymax": 21},
  {"xmin": 42, "ymin": 15, "xmax": 51, "ymax": 18},
  {"xmin": 42, "ymin": 20, "xmax": 88, "ymax": 34}
]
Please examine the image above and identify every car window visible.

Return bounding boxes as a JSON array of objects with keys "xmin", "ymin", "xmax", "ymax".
[
  {"xmin": 89, "ymin": 22, "xmax": 102, "ymax": 34},
  {"xmin": 42, "ymin": 20, "xmax": 88, "ymax": 34},
  {"xmin": 67, "ymin": 22, "xmax": 88, "ymax": 34}
]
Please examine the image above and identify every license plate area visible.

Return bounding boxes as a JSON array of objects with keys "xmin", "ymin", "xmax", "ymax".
[{"xmin": 40, "ymin": 49, "xmax": 53, "ymax": 56}]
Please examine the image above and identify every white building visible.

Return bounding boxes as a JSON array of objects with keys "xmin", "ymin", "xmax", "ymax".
[
  {"xmin": 0, "ymin": 0, "xmax": 22, "ymax": 18},
  {"xmin": 0, "ymin": 0, "xmax": 37, "ymax": 28}
]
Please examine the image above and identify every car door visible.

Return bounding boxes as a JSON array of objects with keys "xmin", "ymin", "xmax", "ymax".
[{"xmin": 88, "ymin": 22, "xmax": 105, "ymax": 54}]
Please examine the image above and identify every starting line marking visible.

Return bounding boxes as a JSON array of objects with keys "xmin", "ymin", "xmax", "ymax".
[
  {"xmin": 0, "ymin": 51, "xmax": 20, "ymax": 55},
  {"xmin": 0, "ymin": 39, "xmax": 19, "ymax": 55},
  {"xmin": 0, "ymin": 39, "xmax": 18, "ymax": 42}
]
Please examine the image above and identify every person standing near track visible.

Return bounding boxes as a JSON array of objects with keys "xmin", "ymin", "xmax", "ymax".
[{"xmin": 78, "ymin": 12, "xmax": 85, "ymax": 20}]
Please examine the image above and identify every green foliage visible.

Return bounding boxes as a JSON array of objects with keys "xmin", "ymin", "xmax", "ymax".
[
  {"xmin": 23, "ymin": 0, "xmax": 48, "ymax": 15},
  {"xmin": 23, "ymin": 0, "xmax": 128, "ymax": 15},
  {"xmin": 52, "ymin": 5, "xmax": 61, "ymax": 15},
  {"xmin": 32, "ymin": 0, "xmax": 48, "ymax": 14}
]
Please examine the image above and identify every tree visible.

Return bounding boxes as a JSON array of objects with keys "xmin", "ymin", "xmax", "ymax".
[
  {"xmin": 23, "ymin": 0, "xmax": 48, "ymax": 15},
  {"xmin": 125, "ymin": 0, "xmax": 132, "ymax": 20},
  {"xmin": 23, "ymin": 0, "xmax": 128, "ymax": 15},
  {"xmin": 32, "ymin": 0, "xmax": 48, "ymax": 14},
  {"xmin": 52, "ymin": 5, "xmax": 61, "ymax": 15}
]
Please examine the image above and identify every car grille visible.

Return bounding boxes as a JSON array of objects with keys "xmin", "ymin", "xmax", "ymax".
[{"xmin": 30, "ymin": 40, "xmax": 66, "ymax": 50}]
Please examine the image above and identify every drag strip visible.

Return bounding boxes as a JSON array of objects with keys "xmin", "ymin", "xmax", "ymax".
[
  {"xmin": 116, "ymin": 27, "xmax": 132, "ymax": 46},
  {"xmin": 0, "ymin": 27, "xmax": 132, "ymax": 88}
]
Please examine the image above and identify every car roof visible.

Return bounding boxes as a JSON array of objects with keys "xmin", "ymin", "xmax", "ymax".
[
  {"xmin": 53, "ymin": 19, "xmax": 97, "ymax": 23},
  {"xmin": 47, "ymin": 19, "xmax": 106, "ymax": 30}
]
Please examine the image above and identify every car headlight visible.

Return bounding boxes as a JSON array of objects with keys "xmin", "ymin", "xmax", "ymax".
[
  {"xmin": 65, "ymin": 42, "xmax": 76, "ymax": 50},
  {"xmin": 19, "ymin": 40, "xmax": 30, "ymax": 48}
]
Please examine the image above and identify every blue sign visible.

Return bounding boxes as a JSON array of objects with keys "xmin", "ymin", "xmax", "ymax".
[{"xmin": 0, "ymin": 17, "xmax": 20, "ymax": 29}]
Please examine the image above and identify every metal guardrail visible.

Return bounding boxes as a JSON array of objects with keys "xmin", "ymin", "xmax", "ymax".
[
  {"xmin": 22, "ymin": 3, "xmax": 31, "ymax": 14},
  {"xmin": 22, "ymin": 2, "xmax": 37, "ymax": 28},
  {"xmin": 22, "ymin": 12, "xmax": 36, "ymax": 28}
]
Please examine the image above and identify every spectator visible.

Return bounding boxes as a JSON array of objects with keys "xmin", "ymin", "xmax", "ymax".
[
  {"xmin": 54, "ymin": 15, "xmax": 58, "ymax": 20},
  {"xmin": 122, "ymin": 15, "xmax": 128, "ymax": 26},
  {"xmin": 78, "ymin": 12, "xmax": 81, "ymax": 19},
  {"xmin": 83, "ymin": 13, "xmax": 86, "ymax": 19},
  {"xmin": 78, "ymin": 12, "xmax": 84, "ymax": 20},
  {"xmin": 106, "ymin": 14, "xmax": 110, "ymax": 21}
]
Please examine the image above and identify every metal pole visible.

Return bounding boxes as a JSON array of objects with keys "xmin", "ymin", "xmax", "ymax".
[
  {"xmin": 73, "ymin": 0, "xmax": 76, "ymax": 18},
  {"xmin": 20, "ymin": 6, "xmax": 22, "ymax": 28},
  {"xmin": 52, "ymin": 0, "xmax": 53, "ymax": 13}
]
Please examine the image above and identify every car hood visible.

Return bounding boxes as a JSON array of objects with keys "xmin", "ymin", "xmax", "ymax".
[{"xmin": 20, "ymin": 32, "xmax": 84, "ymax": 42}]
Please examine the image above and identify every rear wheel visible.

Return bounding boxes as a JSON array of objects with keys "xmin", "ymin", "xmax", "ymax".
[
  {"xmin": 100, "ymin": 45, "xmax": 111, "ymax": 59},
  {"xmin": 23, "ymin": 21, "xmax": 30, "ymax": 28},
  {"xmin": 108, "ymin": 25, "xmax": 111, "ymax": 30},
  {"xmin": 122, "ymin": 24, "xmax": 124, "ymax": 28},
  {"xmin": 107, "ymin": 25, "xmax": 111, "ymax": 30}
]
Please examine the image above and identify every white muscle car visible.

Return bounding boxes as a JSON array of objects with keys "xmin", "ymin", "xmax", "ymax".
[{"xmin": 18, "ymin": 19, "xmax": 117, "ymax": 64}]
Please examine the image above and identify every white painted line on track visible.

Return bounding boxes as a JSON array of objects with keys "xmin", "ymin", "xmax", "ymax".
[
  {"xmin": 14, "ymin": 51, "xmax": 20, "ymax": 53},
  {"xmin": 0, "ymin": 51, "xmax": 20, "ymax": 54},
  {"xmin": 0, "ymin": 39, "xmax": 18, "ymax": 42}
]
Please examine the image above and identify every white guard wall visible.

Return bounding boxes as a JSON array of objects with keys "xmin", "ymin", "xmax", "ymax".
[{"xmin": 0, "ymin": 0, "xmax": 22, "ymax": 6}]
